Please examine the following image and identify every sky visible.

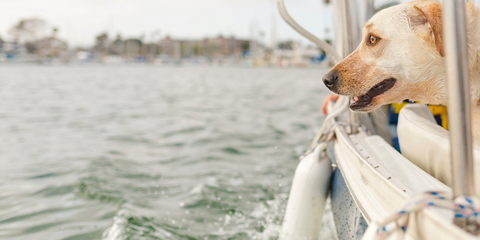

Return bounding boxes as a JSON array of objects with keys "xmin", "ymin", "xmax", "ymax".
[{"xmin": 0, "ymin": 0, "xmax": 336, "ymax": 47}]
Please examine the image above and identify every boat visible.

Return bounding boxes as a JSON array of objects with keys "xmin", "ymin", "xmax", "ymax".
[{"xmin": 277, "ymin": 0, "xmax": 480, "ymax": 239}]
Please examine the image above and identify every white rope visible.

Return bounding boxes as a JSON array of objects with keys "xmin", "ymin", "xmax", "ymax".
[
  {"xmin": 300, "ymin": 96, "xmax": 371, "ymax": 160},
  {"xmin": 309, "ymin": 96, "xmax": 349, "ymax": 148},
  {"xmin": 299, "ymin": 122, "xmax": 344, "ymax": 160},
  {"xmin": 361, "ymin": 191, "xmax": 480, "ymax": 240},
  {"xmin": 298, "ymin": 96, "xmax": 351, "ymax": 160}
]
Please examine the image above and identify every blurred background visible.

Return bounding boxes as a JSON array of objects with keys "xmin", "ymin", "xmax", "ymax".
[
  {"xmin": 0, "ymin": 0, "xmax": 336, "ymax": 66},
  {"xmin": 0, "ymin": 0, "xmax": 399, "ymax": 240}
]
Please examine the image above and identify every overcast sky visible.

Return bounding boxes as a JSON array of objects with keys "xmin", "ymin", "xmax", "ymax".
[{"xmin": 0, "ymin": 0, "xmax": 338, "ymax": 47}]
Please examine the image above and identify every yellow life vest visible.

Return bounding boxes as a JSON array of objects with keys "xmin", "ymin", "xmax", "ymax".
[{"xmin": 391, "ymin": 103, "xmax": 448, "ymax": 130}]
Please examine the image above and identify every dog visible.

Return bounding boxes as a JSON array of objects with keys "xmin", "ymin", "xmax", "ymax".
[{"xmin": 322, "ymin": 0, "xmax": 480, "ymax": 137}]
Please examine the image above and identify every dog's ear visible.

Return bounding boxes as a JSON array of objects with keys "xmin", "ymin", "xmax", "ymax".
[{"xmin": 409, "ymin": 2, "xmax": 444, "ymax": 57}]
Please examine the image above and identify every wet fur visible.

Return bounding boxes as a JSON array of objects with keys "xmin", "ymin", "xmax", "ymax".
[{"xmin": 326, "ymin": 0, "xmax": 480, "ymax": 137}]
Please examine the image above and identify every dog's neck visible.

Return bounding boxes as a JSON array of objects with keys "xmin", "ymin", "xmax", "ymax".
[
  {"xmin": 404, "ymin": 72, "xmax": 447, "ymax": 106},
  {"xmin": 409, "ymin": 65, "xmax": 480, "ymax": 108}
]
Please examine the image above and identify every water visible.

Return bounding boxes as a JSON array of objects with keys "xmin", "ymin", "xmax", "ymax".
[{"xmin": 0, "ymin": 65, "xmax": 335, "ymax": 240}]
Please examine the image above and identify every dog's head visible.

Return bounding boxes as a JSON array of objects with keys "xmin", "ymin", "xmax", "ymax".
[{"xmin": 323, "ymin": 0, "xmax": 446, "ymax": 112}]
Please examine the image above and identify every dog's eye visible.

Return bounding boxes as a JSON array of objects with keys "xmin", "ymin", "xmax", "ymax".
[{"xmin": 368, "ymin": 35, "xmax": 378, "ymax": 46}]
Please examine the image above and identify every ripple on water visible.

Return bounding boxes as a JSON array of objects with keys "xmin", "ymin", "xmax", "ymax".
[{"xmin": 103, "ymin": 209, "xmax": 179, "ymax": 240}]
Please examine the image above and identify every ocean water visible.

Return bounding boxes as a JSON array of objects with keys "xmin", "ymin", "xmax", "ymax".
[{"xmin": 0, "ymin": 65, "xmax": 335, "ymax": 240}]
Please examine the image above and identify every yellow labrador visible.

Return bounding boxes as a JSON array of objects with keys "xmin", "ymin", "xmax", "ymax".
[{"xmin": 323, "ymin": 0, "xmax": 480, "ymax": 136}]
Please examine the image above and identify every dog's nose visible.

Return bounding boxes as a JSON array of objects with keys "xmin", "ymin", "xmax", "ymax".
[{"xmin": 323, "ymin": 71, "xmax": 338, "ymax": 89}]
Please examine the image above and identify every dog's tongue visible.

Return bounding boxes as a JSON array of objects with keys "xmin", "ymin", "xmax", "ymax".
[
  {"xmin": 352, "ymin": 95, "xmax": 371, "ymax": 104},
  {"xmin": 350, "ymin": 94, "xmax": 373, "ymax": 110}
]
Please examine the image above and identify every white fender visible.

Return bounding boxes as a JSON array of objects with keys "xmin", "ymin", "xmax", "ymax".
[{"xmin": 280, "ymin": 142, "xmax": 333, "ymax": 240}]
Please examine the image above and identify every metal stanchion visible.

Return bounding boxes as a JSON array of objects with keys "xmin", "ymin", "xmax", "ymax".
[
  {"xmin": 336, "ymin": 0, "xmax": 372, "ymax": 134},
  {"xmin": 442, "ymin": 0, "xmax": 477, "ymax": 231},
  {"xmin": 336, "ymin": 0, "xmax": 357, "ymax": 133}
]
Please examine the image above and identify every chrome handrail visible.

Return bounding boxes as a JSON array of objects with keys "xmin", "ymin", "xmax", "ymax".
[{"xmin": 276, "ymin": 0, "xmax": 342, "ymax": 63}]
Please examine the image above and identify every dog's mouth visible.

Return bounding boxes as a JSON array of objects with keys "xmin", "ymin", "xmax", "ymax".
[{"xmin": 350, "ymin": 78, "xmax": 396, "ymax": 111}]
